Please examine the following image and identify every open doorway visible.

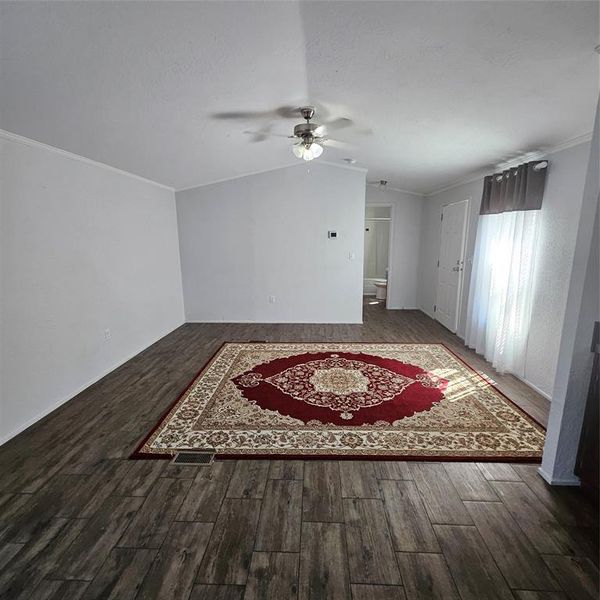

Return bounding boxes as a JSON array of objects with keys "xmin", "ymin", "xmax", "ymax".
[{"xmin": 363, "ymin": 205, "xmax": 392, "ymax": 307}]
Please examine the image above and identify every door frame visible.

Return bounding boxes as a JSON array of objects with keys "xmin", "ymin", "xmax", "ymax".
[
  {"xmin": 364, "ymin": 202, "xmax": 395, "ymax": 309},
  {"xmin": 435, "ymin": 198, "xmax": 470, "ymax": 332}
]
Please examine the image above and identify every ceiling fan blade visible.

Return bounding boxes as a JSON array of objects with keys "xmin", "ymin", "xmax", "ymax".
[
  {"xmin": 322, "ymin": 138, "xmax": 353, "ymax": 150},
  {"xmin": 274, "ymin": 105, "xmax": 302, "ymax": 119},
  {"xmin": 248, "ymin": 132, "xmax": 269, "ymax": 142},
  {"xmin": 243, "ymin": 130, "xmax": 291, "ymax": 142},
  {"xmin": 323, "ymin": 117, "xmax": 353, "ymax": 131},
  {"xmin": 212, "ymin": 110, "xmax": 272, "ymax": 120},
  {"xmin": 213, "ymin": 105, "xmax": 304, "ymax": 121}
]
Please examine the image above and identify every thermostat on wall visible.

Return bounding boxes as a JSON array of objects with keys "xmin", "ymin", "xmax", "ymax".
[{"xmin": 328, "ymin": 231, "xmax": 337, "ymax": 239}]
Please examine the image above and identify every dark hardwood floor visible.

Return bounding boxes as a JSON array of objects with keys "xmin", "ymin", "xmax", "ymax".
[{"xmin": 0, "ymin": 301, "xmax": 598, "ymax": 599}]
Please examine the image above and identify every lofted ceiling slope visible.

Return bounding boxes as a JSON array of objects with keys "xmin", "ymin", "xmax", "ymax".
[{"xmin": 0, "ymin": 1, "xmax": 598, "ymax": 193}]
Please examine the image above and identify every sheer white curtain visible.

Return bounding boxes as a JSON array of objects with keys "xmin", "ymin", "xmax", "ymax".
[{"xmin": 465, "ymin": 210, "xmax": 540, "ymax": 377}]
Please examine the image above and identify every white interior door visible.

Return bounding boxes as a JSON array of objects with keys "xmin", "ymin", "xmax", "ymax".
[{"xmin": 435, "ymin": 200, "xmax": 469, "ymax": 332}]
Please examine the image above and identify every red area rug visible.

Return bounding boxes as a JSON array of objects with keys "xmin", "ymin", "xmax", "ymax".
[{"xmin": 133, "ymin": 343, "xmax": 545, "ymax": 461}]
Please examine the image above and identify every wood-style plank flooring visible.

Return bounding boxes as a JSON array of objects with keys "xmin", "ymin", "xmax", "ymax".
[{"xmin": 0, "ymin": 301, "xmax": 598, "ymax": 599}]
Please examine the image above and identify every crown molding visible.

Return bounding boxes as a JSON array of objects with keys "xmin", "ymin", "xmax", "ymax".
[
  {"xmin": 0, "ymin": 129, "xmax": 175, "ymax": 192},
  {"xmin": 4, "ymin": 126, "xmax": 590, "ymax": 199},
  {"xmin": 176, "ymin": 159, "xmax": 368, "ymax": 192},
  {"xmin": 425, "ymin": 130, "xmax": 594, "ymax": 197},
  {"xmin": 176, "ymin": 162, "xmax": 300, "ymax": 192},
  {"xmin": 366, "ymin": 182, "xmax": 425, "ymax": 197},
  {"xmin": 425, "ymin": 172, "xmax": 486, "ymax": 198},
  {"xmin": 319, "ymin": 159, "xmax": 368, "ymax": 174},
  {"xmin": 541, "ymin": 131, "xmax": 594, "ymax": 155}
]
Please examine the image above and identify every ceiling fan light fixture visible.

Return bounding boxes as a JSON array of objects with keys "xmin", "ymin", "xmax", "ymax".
[
  {"xmin": 292, "ymin": 143, "xmax": 305, "ymax": 159},
  {"xmin": 307, "ymin": 142, "xmax": 323, "ymax": 160},
  {"xmin": 292, "ymin": 141, "xmax": 323, "ymax": 161}
]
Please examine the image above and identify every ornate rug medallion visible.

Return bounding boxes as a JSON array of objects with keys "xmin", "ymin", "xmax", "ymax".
[
  {"xmin": 232, "ymin": 352, "xmax": 445, "ymax": 426},
  {"xmin": 133, "ymin": 343, "xmax": 545, "ymax": 460}
]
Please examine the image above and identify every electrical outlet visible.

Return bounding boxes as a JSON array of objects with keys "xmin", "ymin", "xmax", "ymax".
[
  {"xmin": 104, "ymin": 328, "xmax": 111, "ymax": 341},
  {"xmin": 268, "ymin": 295, "xmax": 276, "ymax": 304}
]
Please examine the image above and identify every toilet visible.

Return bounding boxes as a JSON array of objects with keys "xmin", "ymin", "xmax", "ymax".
[{"xmin": 374, "ymin": 281, "xmax": 387, "ymax": 300}]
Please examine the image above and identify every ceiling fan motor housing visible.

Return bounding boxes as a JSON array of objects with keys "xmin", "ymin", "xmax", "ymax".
[
  {"xmin": 294, "ymin": 122, "xmax": 320, "ymax": 137},
  {"xmin": 294, "ymin": 122, "xmax": 321, "ymax": 147}
]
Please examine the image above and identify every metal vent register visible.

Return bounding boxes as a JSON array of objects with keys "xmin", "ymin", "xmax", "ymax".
[{"xmin": 172, "ymin": 451, "xmax": 215, "ymax": 465}]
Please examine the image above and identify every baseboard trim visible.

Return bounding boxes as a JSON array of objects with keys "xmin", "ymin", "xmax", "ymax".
[
  {"xmin": 514, "ymin": 374, "xmax": 552, "ymax": 400},
  {"xmin": 420, "ymin": 303, "xmax": 552, "ymax": 400},
  {"xmin": 0, "ymin": 320, "xmax": 185, "ymax": 446},
  {"xmin": 418, "ymin": 307, "xmax": 435, "ymax": 320},
  {"xmin": 185, "ymin": 319, "xmax": 364, "ymax": 324},
  {"xmin": 537, "ymin": 467, "xmax": 581, "ymax": 487}
]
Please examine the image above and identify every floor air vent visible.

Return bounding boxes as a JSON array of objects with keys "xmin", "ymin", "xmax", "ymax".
[{"xmin": 172, "ymin": 451, "xmax": 215, "ymax": 465}]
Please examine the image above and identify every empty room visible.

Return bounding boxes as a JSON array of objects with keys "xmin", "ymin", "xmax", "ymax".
[{"xmin": 0, "ymin": 1, "xmax": 599, "ymax": 599}]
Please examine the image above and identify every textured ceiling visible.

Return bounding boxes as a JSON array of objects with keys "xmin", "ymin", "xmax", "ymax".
[{"xmin": 1, "ymin": 1, "xmax": 598, "ymax": 193}]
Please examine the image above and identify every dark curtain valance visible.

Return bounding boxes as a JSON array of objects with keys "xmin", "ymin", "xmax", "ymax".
[{"xmin": 480, "ymin": 160, "xmax": 548, "ymax": 215}]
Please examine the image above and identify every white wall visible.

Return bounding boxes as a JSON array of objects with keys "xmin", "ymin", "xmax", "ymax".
[
  {"xmin": 0, "ymin": 133, "xmax": 185, "ymax": 443},
  {"xmin": 541, "ymin": 102, "xmax": 599, "ymax": 484},
  {"xmin": 525, "ymin": 142, "xmax": 592, "ymax": 396},
  {"xmin": 176, "ymin": 163, "xmax": 366, "ymax": 323},
  {"xmin": 366, "ymin": 187, "xmax": 424, "ymax": 309},
  {"xmin": 418, "ymin": 141, "xmax": 591, "ymax": 398}
]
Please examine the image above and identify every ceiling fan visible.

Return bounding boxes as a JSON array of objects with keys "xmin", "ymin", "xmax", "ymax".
[
  {"xmin": 212, "ymin": 105, "xmax": 356, "ymax": 162},
  {"xmin": 289, "ymin": 106, "xmax": 353, "ymax": 161}
]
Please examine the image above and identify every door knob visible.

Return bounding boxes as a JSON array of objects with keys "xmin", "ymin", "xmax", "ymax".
[{"xmin": 452, "ymin": 266, "xmax": 460, "ymax": 271}]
